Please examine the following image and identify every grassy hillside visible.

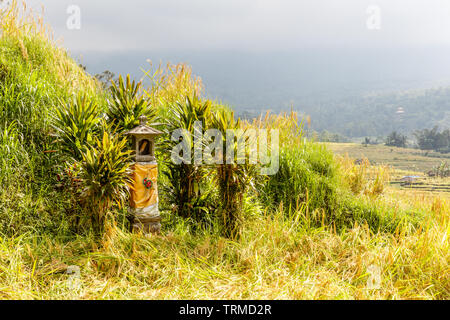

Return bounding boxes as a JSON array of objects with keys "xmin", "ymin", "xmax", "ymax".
[
  {"xmin": 0, "ymin": 2, "xmax": 105, "ymax": 235},
  {"xmin": 0, "ymin": 2, "xmax": 448, "ymax": 300}
]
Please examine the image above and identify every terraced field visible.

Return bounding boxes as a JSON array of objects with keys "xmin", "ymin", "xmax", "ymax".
[
  {"xmin": 326, "ymin": 143, "xmax": 450, "ymax": 173},
  {"xmin": 390, "ymin": 177, "xmax": 450, "ymax": 194},
  {"xmin": 326, "ymin": 142, "xmax": 450, "ymax": 198}
]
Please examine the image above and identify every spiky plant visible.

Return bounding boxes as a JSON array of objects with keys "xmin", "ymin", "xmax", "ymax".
[
  {"xmin": 52, "ymin": 94, "xmax": 101, "ymax": 161},
  {"xmin": 107, "ymin": 74, "xmax": 156, "ymax": 134},
  {"xmin": 212, "ymin": 109, "xmax": 258, "ymax": 238},
  {"xmin": 162, "ymin": 96, "xmax": 212, "ymax": 220},
  {"xmin": 78, "ymin": 131, "xmax": 133, "ymax": 232}
]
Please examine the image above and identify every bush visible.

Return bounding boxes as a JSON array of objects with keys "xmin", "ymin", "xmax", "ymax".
[
  {"xmin": 262, "ymin": 142, "xmax": 341, "ymax": 218},
  {"xmin": 212, "ymin": 108, "xmax": 259, "ymax": 238},
  {"xmin": 261, "ymin": 140, "xmax": 415, "ymax": 232},
  {"xmin": 52, "ymin": 94, "xmax": 101, "ymax": 161},
  {"xmin": 107, "ymin": 74, "xmax": 156, "ymax": 134},
  {"xmin": 160, "ymin": 96, "xmax": 213, "ymax": 221},
  {"xmin": 78, "ymin": 131, "xmax": 133, "ymax": 233}
]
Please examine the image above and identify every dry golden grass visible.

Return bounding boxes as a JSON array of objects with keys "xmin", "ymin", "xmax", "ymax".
[
  {"xmin": 0, "ymin": 186, "xmax": 448, "ymax": 300},
  {"xmin": 327, "ymin": 143, "xmax": 450, "ymax": 173},
  {"xmin": 337, "ymin": 155, "xmax": 391, "ymax": 198}
]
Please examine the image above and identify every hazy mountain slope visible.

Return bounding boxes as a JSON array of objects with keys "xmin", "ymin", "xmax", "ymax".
[
  {"xmin": 76, "ymin": 49, "xmax": 450, "ymax": 137},
  {"xmin": 306, "ymin": 88, "xmax": 450, "ymax": 137}
]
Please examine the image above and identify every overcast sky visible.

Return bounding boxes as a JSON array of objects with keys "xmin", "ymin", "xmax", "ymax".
[{"xmin": 21, "ymin": 0, "xmax": 450, "ymax": 53}]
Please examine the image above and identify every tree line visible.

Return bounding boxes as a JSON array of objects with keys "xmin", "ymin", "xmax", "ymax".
[{"xmin": 384, "ymin": 126, "xmax": 450, "ymax": 153}]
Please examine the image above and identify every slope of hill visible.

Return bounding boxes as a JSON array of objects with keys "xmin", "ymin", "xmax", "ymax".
[
  {"xmin": 78, "ymin": 50, "xmax": 450, "ymax": 138},
  {"xmin": 307, "ymin": 88, "xmax": 450, "ymax": 138},
  {"xmin": 0, "ymin": 2, "xmax": 103, "ymax": 235}
]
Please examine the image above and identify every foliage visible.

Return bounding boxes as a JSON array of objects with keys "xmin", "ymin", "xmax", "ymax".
[
  {"xmin": 430, "ymin": 161, "xmax": 450, "ymax": 178},
  {"xmin": 385, "ymin": 131, "xmax": 407, "ymax": 148},
  {"xmin": 0, "ymin": 1, "xmax": 104, "ymax": 235},
  {"xmin": 0, "ymin": 121, "xmax": 27, "ymax": 184},
  {"xmin": 312, "ymin": 130, "xmax": 350, "ymax": 143},
  {"xmin": 107, "ymin": 74, "xmax": 156, "ymax": 134},
  {"xmin": 0, "ymin": 1, "xmax": 101, "ymax": 144},
  {"xmin": 161, "ymin": 96, "xmax": 213, "ymax": 220},
  {"xmin": 52, "ymin": 95, "xmax": 101, "ymax": 161},
  {"xmin": 212, "ymin": 109, "xmax": 259, "ymax": 238},
  {"xmin": 78, "ymin": 131, "xmax": 133, "ymax": 232},
  {"xmin": 262, "ymin": 142, "xmax": 341, "ymax": 219},
  {"xmin": 414, "ymin": 126, "xmax": 450, "ymax": 153},
  {"xmin": 95, "ymin": 70, "xmax": 116, "ymax": 90}
]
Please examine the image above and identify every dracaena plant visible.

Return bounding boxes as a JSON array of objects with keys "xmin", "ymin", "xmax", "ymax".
[
  {"xmin": 212, "ymin": 108, "xmax": 258, "ymax": 239},
  {"xmin": 52, "ymin": 94, "xmax": 101, "ymax": 161},
  {"xmin": 161, "ymin": 96, "xmax": 213, "ymax": 221},
  {"xmin": 78, "ymin": 130, "xmax": 133, "ymax": 232},
  {"xmin": 107, "ymin": 74, "xmax": 156, "ymax": 134}
]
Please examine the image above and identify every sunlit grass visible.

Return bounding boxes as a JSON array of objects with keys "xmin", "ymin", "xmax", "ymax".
[
  {"xmin": 0, "ymin": 195, "xmax": 447, "ymax": 300},
  {"xmin": 0, "ymin": 0, "xmax": 448, "ymax": 300}
]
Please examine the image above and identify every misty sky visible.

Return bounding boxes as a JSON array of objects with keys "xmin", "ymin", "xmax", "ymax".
[{"xmin": 22, "ymin": 0, "xmax": 450, "ymax": 53}]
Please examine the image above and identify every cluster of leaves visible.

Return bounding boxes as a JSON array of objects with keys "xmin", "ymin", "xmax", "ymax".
[
  {"xmin": 429, "ymin": 161, "xmax": 450, "ymax": 178},
  {"xmin": 161, "ymin": 96, "xmax": 213, "ymax": 221},
  {"xmin": 159, "ymin": 96, "xmax": 260, "ymax": 238},
  {"xmin": 107, "ymin": 74, "xmax": 156, "ymax": 134},
  {"xmin": 212, "ymin": 109, "xmax": 259, "ymax": 238},
  {"xmin": 385, "ymin": 131, "xmax": 407, "ymax": 148},
  {"xmin": 52, "ymin": 95, "xmax": 101, "ymax": 160},
  {"xmin": 52, "ymin": 73, "xmax": 153, "ymax": 233},
  {"xmin": 414, "ymin": 126, "xmax": 450, "ymax": 153},
  {"xmin": 78, "ymin": 132, "xmax": 132, "ymax": 232}
]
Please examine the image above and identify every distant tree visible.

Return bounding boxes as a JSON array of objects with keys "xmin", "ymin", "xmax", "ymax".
[
  {"xmin": 414, "ymin": 126, "xmax": 438, "ymax": 150},
  {"xmin": 440, "ymin": 129, "xmax": 450, "ymax": 153},
  {"xmin": 414, "ymin": 126, "xmax": 450, "ymax": 152},
  {"xmin": 94, "ymin": 70, "xmax": 116, "ymax": 90},
  {"xmin": 318, "ymin": 130, "xmax": 349, "ymax": 143},
  {"xmin": 362, "ymin": 137, "xmax": 380, "ymax": 146},
  {"xmin": 435, "ymin": 130, "xmax": 449, "ymax": 152},
  {"xmin": 385, "ymin": 131, "xmax": 407, "ymax": 148},
  {"xmin": 363, "ymin": 137, "xmax": 371, "ymax": 146}
]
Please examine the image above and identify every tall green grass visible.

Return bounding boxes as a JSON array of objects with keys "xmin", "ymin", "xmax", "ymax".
[
  {"xmin": 262, "ymin": 142, "xmax": 341, "ymax": 216},
  {"xmin": 0, "ymin": 1, "xmax": 104, "ymax": 235}
]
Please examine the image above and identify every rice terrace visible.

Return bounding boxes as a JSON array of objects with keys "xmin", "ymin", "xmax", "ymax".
[
  {"xmin": 0, "ymin": 1, "xmax": 449, "ymax": 302},
  {"xmin": 327, "ymin": 143, "xmax": 450, "ymax": 195}
]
